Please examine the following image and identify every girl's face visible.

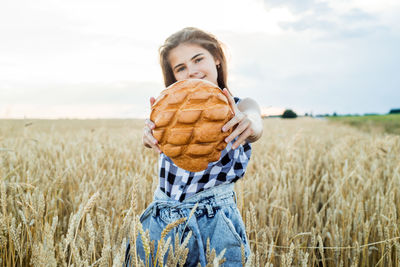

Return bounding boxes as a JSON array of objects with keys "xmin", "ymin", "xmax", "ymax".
[{"xmin": 168, "ymin": 43, "xmax": 220, "ymax": 86}]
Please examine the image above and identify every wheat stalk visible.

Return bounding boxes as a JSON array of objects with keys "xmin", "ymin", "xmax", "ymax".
[
  {"xmin": 137, "ymin": 222, "xmax": 150, "ymax": 267},
  {"xmin": 154, "ymin": 217, "xmax": 186, "ymax": 266},
  {"xmin": 2, "ymin": 119, "xmax": 400, "ymax": 266},
  {"xmin": 0, "ymin": 181, "xmax": 6, "ymax": 216}
]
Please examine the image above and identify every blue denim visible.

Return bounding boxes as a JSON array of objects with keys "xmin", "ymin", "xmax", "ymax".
[{"xmin": 124, "ymin": 183, "xmax": 250, "ymax": 266}]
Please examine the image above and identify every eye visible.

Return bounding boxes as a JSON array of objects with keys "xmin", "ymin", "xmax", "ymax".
[
  {"xmin": 176, "ymin": 66, "xmax": 185, "ymax": 72},
  {"xmin": 194, "ymin": 57, "xmax": 203, "ymax": 63}
]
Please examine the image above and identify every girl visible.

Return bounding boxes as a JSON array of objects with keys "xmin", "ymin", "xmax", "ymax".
[{"xmin": 125, "ymin": 27, "xmax": 263, "ymax": 266}]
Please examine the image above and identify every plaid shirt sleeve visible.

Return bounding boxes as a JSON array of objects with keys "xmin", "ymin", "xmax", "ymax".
[{"xmin": 158, "ymin": 97, "xmax": 252, "ymax": 201}]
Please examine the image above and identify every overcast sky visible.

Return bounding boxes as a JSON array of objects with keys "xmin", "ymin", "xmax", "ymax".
[{"xmin": 1, "ymin": 0, "xmax": 399, "ymax": 118}]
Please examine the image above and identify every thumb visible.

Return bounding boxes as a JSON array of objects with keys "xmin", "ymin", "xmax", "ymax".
[
  {"xmin": 149, "ymin": 97, "xmax": 156, "ymax": 107},
  {"xmin": 222, "ymin": 88, "xmax": 238, "ymax": 114}
]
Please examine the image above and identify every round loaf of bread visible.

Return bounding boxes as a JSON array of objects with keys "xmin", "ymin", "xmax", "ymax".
[{"xmin": 150, "ymin": 79, "xmax": 234, "ymax": 172}]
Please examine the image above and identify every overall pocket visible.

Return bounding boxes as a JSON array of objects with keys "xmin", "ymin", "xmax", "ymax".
[
  {"xmin": 139, "ymin": 204, "xmax": 154, "ymax": 223},
  {"xmin": 218, "ymin": 206, "xmax": 250, "ymax": 262},
  {"xmin": 219, "ymin": 206, "xmax": 247, "ymax": 246},
  {"xmin": 197, "ymin": 205, "xmax": 249, "ymax": 265}
]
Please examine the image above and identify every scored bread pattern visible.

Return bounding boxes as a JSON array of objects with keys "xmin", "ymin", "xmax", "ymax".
[{"xmin": 150, "ymin": 79, "xmax": 234, "ymax": 172}]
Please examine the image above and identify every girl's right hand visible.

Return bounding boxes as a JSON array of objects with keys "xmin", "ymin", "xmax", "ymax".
[{"xmin": 142, "ymin": 97, "xmax": 162, "ymax": 153}]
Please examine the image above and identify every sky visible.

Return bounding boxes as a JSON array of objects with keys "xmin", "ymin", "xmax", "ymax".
[{"xmin": 1, "ymin": 0, "xmax": 399, "ymax": 118}]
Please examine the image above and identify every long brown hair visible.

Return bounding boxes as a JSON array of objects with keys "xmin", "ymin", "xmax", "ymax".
[{"xmin": 159, "ymin": 27, "xmax": 228, "ymax": 89}]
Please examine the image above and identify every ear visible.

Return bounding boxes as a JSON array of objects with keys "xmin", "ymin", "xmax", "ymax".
[{"xmin": 215, "ymin": 59, "xmax": 220, "ymax": 66}]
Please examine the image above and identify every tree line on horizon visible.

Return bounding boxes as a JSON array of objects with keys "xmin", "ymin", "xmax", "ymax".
[{"xmin": 264, "ymin": 108, "xmax": 400, "ymax": 119}]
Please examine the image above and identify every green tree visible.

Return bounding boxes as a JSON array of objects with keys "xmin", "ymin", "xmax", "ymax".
[{"xmin": 282, "ymin": 109, "xmax": 297, "ymax": 119}]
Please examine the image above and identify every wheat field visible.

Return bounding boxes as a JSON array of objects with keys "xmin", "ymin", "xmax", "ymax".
[{"xmin": 0, "ymin": 118, "xmax": 399, "ymax": 266}]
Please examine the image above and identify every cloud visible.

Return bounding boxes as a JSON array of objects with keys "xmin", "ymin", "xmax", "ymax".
[
  {"xmin": 263, "ymin": 0, "xmax": 330, "ymax": 14},
  {"xmin": 221, "ymin": 26, "xmax": 400, "ymax": 115},
  {"xmin": 0, "ymin": 80, "xmax": 165, "ymax": 118},
  {"xmin": 0, "ymin": 104, "xmax": 144, "ymax": 119},
  {"xmin": 0, "ymin": 80, "xmax": 163, "ymax": 105},
  {"xmin": 1, "ymin": 0, "xmax": 399, "ymax": 117},
  {"xmin": 279, "ymin": 8, "xmax": 386, "ymax": 40},
  {"xmin": 263, "ymin": 0, "xmax": 395, "ymax": 41}
]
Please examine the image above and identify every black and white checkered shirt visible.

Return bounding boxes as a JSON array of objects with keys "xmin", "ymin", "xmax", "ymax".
[{"xmin": 158, "ymin": 97, "xmax": 252, "ymax": 201}]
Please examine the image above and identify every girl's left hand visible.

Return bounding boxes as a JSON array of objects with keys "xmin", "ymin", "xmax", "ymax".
[{"xmin": 221, "ymin": 88, "xmax": 257, "ymax": 149}]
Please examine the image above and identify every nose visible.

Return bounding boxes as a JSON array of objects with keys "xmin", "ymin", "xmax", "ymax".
[{"xmin": 188, "ymin": 66, "xmax": 201, "ymax": 79}]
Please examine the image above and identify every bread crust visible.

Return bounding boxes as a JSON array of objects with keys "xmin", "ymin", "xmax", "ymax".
[{"xmin": 150, "ymin": 79, "xmax": 234, "ymax": 172}]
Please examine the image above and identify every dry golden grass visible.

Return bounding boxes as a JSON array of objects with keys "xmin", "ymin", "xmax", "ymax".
[{"xmin": 0, "ymin": 117, "xmax": 399, "ymax": 266}]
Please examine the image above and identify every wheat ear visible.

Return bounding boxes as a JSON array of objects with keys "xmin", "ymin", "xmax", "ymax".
[
  {"xmin": 154, "ymin": 217, "xmax": 186, "ymax": 267},
  {"xmin": 137, "ymin": 222, "xmax": 150, "ymax": 267}
]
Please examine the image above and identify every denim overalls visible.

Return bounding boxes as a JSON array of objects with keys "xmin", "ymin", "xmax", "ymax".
[{"xmin": 124, "ymin": 183, "xmax": 250, "ymax": 266}]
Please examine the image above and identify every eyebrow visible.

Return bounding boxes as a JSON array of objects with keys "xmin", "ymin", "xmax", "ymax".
[{"xmin": 173, "ymin": 53, "xmax": 204, "ymax": 71}]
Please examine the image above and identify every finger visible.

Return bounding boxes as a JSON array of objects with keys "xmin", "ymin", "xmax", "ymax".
[
  {"xmin": 145, "ymin": 119, "xmax": 155, "ymax": 129},
  {"xmin": 148, "ymin": 137, "xmax": 162, "ymax": 153},
  {"xmin": 225, "ymin": 120, "xmax": 250, "ymax": 144},
  {"xmin": 149, "ymin": 97, "xmax": 156, "ymax": 107},
  {"xmin": 222, "ymin": 112, "xmax": 245, "ymax": 132},
  {"xmin": 150, "ymin": 142, "xmax": 162, "ymax": 153},
  {"xmin": 143, "ymin": 123, "xmax": 158, "ymax": 145},
  {"xmin": 147, "ymin": 141, "xmax": 162, "ymax": 154},
  {"xmin": 144, "ymin": 127, "xmax": 158, "ymax": 145},
  {"xmin": 143, "ymin": 135, "xmax": 162, "ymax": 153},
  {"xmin": 142, "ymin": 134, "xmax": 152, "ymax": 148},
  {"xmin": 222, "ymin": 116, "xmax": 236, "ymax": 133},
  {"xmin": 144, "ymin": 142, "xmax": 151, "ymax": 148},
  {"xmin": 142, "ymin": 131, "xmax": 152, "ymax": 146},
  {"xmin": 222, "ymin": 89, "xmax": 239, "ymax": 114},
  {"xmin": 222, "ymin": 116, "xmax": 239, "ymax": 133},
  {"xmin": 232, "ymin": 127, "xmax": 253, "ymax": 149}
]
